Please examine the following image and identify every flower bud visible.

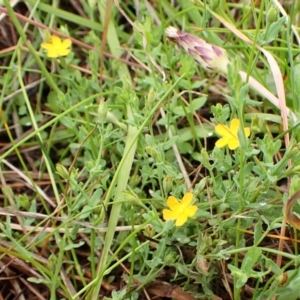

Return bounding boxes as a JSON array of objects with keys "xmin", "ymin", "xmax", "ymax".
[
  {"xmin": 129, "ymin": 174, "xmax": 141, "ymax": 188},
  {"xmin": 145, "ymin": 87, "xmax": 156, "ymax": 110},
  {"xmin": 56, "ymin": 163, "xmax": 69, "ymax": 179},
  {"xmin": 267, "ymin": 5, "xmax": 279, "ymax": 24},
  {"xmin": 197, "ymin": 256, "xmax": 209, "ymax": 275},
  {"xmin": 276, "ymin": 272, "xmax": 288, "ymax": 286},
  {"xmin": 88, "ymin": 0, "xmax": 97, "ymax": 8},
  {"xmin": 209, "ymin": 0, "xmax": 221, "ymax": 9},
  {"xmin": 165, "ymin": 26, "xmax": 230, "ymax": 73},
  {"xmin": 145, "ymin": 146, "xmax": 158, "ymax": 159},
  {"xmin": 97, "ymin": 99, "xmax": 108, "ymax": 123},
  {"xmin": 144, "ymin": 224, "xmax": 155, "ymax": 238},
  {"xmin": 163, "ymin": 175, "xmax": 173, "ymax": 194}
]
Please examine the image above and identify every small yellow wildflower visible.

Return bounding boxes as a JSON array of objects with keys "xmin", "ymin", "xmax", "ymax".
[
  {"xmin": 163, "ymin": 192, "xmax": 198, "ymax": 227},
  {"xmin": 41, "ymin": 35, "xmax": 72, "ymax": 58},
  {"xmin": 215, "ymin": 118, "xmax": 250, "ymax": 150}
]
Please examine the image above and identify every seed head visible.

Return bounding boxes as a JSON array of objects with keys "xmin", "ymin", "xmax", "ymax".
[{"xmin": 165, "ymin": 26, "xmax": 230, "ymax": 73}]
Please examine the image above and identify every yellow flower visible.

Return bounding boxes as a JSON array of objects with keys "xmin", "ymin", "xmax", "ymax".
[
  {"xmin": 163, "ymin": 192, "xmax": 198, "ymax": 226},
  {"xmin": 215, "ymin": 118, "xmax": 250, "ymax": 150},
  {"xmin": 41, "ymin": 35, "xmax": 72, "ymax": 58}
]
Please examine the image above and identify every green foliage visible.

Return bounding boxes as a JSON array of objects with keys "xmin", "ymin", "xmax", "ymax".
[{"xmin": 1, "ymin": 0, "xmax": 300, "ymax": 299}]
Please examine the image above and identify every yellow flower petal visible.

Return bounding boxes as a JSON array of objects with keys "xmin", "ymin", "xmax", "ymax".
[
  {"xmin": 230, "ymin": 118, "xmax": 240, "ymax": 134},
  {"xmin": 166, "ymin": 196, "xmax": 181, "ymax": 211},
  {"xmin": 40, "ymin": 42, "xmax": 54, "ymax": 50},
  {"xmin": 215, "ymin": 137, "xmax": 229, "ymax": 148},
  {"xmin": 46, "ymin": 50, "xmax": 59, "ymax": 58},
  {"xmin": 163, "ymin": 209, "xmax": 179, "ymax": 221},
  {"xmin": 51, "ymin": 35, "xmax": 62, "ymax": 46},
  {"xmin": 181, "ymin": 192, "xmax": 193, "ymax": 207},
  {"xmin": 228, "ymin": 139, "xmax": 239, "ymax": 150},
  {"xmin": 57, "ymin": 48, "xmax": 71, "ymax": 56},
  {"xmin": 215, "ymin": 124, "xmax": 232, "ymax": 138},
  {"xmin": 175, "ymin": 214, "xmax": 188, "ymax": 226},
  {"xmin": 184, "ymin": 205, "xmax": 198, "ymax": 217},
  {"xmin": 62, "ymin": 38, "xmax": 72, "ymax": 48},
  {"xmin": 244, "ymin": 127, "xmax": 251, "ymax": 137}
]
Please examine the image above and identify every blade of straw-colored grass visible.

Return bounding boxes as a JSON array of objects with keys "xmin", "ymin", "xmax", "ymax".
[
  {"xmin": 2, "ymin": 78, "xmax": 46, "ymax": 103},
  {"xmin": 60, "ymin": 269, "xmax": 77, "ymax": 299},
  {"xmin": 2, "ymin": 159, "xmax": 55, "ymax": 207},
  {"xmin": 6, "ymin": 223, "xmax": 140, "ymax": 234},
  {"xmin": 19, "ymin": 277, "xmax": 47, "ymax": 300},
  {"xmin": 10, "ymin": 279, "xmax": 26, "ymax": 300}
]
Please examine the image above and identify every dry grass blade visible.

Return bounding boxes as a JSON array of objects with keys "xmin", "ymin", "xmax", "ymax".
[
  {"xmin": 285, "ymin": 190, "xmax": 300, "ymax": 229},
  {"xmin": 19, "ymin": 277, "xmax": 47, "ymax": 300},
  {"xmin": 60, "ymin": 269, "xmax": 78, "ymax": 299},
  {"xmin": 1, "ymin": 159, "xmax": 56, "ymax": 207}
]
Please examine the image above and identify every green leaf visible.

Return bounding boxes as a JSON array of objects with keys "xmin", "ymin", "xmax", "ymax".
[
  {"xmin": 172, "ymin": 97, "xmax": 207, "ymax": 116},
  {"xmin": 263, "ymin": 16, "xmax": 286, "ymax": 44},
  {"xmin": 27, "ymin": 277, "xmax": 51, "ymax": 284},
  {"xmin": 145, "ymin": 257, "xmax": 162, "ymax": 268},
  {"xmin": 228, "ymin": 264, "xmax": 248, "ymax": 288},
  {"xmin": 292, "ymin": 63, "xmax": 300, "ymax": 99},
  {"xmin": 192, "ymin": 149, "xmax": 212, "ymax": 170},
  {"xmin": 78, "ymin": 205, "xmax": 93, "ymax": 219},
  {"xmin": 241, "ymin": 247, "xmax": 262, "ymax": 275},
  {"xmin": 254, "ymin": 221, "xmax": 263, "ymax": 245},
  {"xmin": 189, "ymin": 97, "xmax": 207, "ymax": 112},
  {"xmin": 64, "ymin": 241, "xmax": 85, "ymax": 251}
]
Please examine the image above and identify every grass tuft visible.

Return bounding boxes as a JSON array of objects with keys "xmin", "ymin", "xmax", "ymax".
[{"xmin": 1, "ymin": 0, "xmax": 300, "ymax": 299}]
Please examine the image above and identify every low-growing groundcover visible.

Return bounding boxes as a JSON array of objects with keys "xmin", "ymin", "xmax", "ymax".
[{"xmin": 1, "ymin": 0, "xmax": 300, "ymax": 299}]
